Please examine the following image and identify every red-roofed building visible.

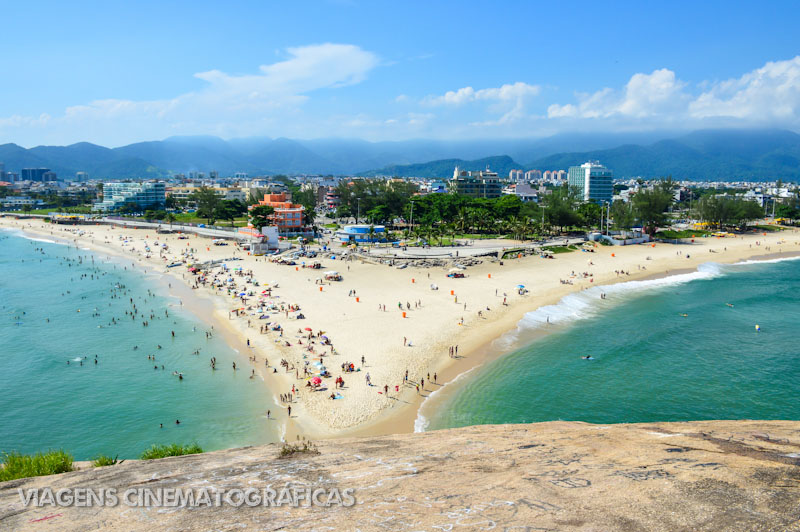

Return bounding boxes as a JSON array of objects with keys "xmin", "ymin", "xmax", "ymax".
[{"xmin": 251, "ymin": 192, "xmax": 312, "ymax": 237}]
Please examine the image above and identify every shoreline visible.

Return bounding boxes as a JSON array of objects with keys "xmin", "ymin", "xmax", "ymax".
[
  {"xmin": 1, "ymin": 224, "xmax": 297, "ymax": 443},
  {"xmin": 349, "ymin": 247, "xmax": 800, "ymax": 438},
  {"xmin": 3, "ymin": 217, "xmax": 799, "ymax": 442}
]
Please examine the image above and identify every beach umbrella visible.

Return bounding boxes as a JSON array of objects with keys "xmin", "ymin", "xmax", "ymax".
[
  {"xmin": 311, "ymin": 376, "xmax": 322, "ymax": 385},
  {"xmin": 304, "ymin": 327, "xmax": 312, "ymax": 331},
  {"xmin": 517, "ymin": 284, "xmax": 525, "ymax": 289}
]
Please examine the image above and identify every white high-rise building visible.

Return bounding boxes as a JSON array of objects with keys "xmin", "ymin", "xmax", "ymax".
[
  {"xmin": 525, "ymin": 169, "xmax": 542, "ymax": 182},
  {"xmin": 509, "ymin": 169, "xmax": 524, "ymax": 182},
  {"xmin": 567, "ymin": 161, "xmax": 613, "ymax": 203}
]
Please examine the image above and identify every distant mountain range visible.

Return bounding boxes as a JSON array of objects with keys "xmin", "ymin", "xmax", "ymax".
[
  {"xmin": 0, "ymin": 129, "xmax": 798, "ymax": 181},
  {"xmin": 364, "ymin": 129, "xmax": 800, "ymax": 181}
]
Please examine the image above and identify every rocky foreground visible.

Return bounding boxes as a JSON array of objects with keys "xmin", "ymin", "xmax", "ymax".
[{"xmin": 2, "ymin": 420, "xmax": 800, "ymax": 531}]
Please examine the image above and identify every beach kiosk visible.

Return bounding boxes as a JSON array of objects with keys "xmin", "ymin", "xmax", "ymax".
[{"xmin": 324, "ymin": 271, "xmax": 342, "ymax": 281}]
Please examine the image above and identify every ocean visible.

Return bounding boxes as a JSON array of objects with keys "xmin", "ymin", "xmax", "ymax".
[
  {"xmin": 420, "ymin": 256, "xmax": 800, "ymax": 431},
  {"xmin": 0, "ymin": 229, "xmax": 279, "ymax": 460}
]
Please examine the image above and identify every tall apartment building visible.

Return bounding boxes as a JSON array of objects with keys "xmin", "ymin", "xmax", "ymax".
[
  {"xmin": 448, "ymin": 166, "xmax": 502, "ymax": 199},
  {"xmin": 21, "ymin": 168, "xmax": 51, "ymax": 181},
  {"xmin": 253, "ymin": 192, "xmax": 311, "ymax": 237},
  {"xmin": 509, "ymin": 169, "xmax": 524, "ymax": 182},
  {"xmin": 525, "ymin": 169, "xmax": 542, "ymax": 182},
  {"xmin": 94, "ymin": 182, "xmax": 166, "ymax": 212},
  {"xmin": 567, "ymin": 161, "xmax": 613, "ymax": 203}
]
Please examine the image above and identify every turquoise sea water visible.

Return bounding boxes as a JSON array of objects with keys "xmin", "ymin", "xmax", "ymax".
[
  {"xmin": 0, "ymin": 229, "xmax": 278, "ymax": 460},
  {"xmin": 423, "ymin": 256, "xmax": 800, "ymax": 431}
]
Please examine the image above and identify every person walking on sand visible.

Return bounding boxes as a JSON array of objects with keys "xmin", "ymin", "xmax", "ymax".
[{"xmin": 288, "ymin": 405, "xmax": 292, "ymax": 417}]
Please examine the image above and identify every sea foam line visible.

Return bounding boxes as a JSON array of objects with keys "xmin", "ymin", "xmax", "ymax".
[
  {"xmin": 414, "ymin": 366, "xmax": 479, "ymax": 433},
  {"xmin": 3, "ymin": 228, "xmax": 70, "ymax": 247}
]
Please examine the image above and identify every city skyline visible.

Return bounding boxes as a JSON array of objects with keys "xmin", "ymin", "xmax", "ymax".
[{"xmin": 2, "ymin": 0, "xmax": 800, "ymax": 147}]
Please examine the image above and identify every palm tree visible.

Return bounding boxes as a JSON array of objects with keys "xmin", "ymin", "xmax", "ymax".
[
  {"xmin": 434, "ymin": 226, "xmax": 445, "ymax": 246},
  {"xmin": 520, "ymin": 218, "xmax": 534, "ymax": 241},
  {"xmin": 455, "ymin": 207, "xmax": 472, "ymax": 235},
  {"xmin": 420, "ymin": 224, "xmax": 433, "ymax": 246},
  {"xmin": 447, "ymin": 222, "xmax": 458, "ymax": 246},
  {"xmin": 471, "ymin": 208, "xmax": 491, "ymax": 234},
  {"xmin": 165, "ymin": 212, "xmax": 177, "ymax": 230},
  {"xmin": 368, "ymin": 224, "xmax": 376, "ymax": 248}
]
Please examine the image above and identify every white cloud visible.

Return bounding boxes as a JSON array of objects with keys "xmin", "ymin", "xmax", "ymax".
[
  {"xmin": 4, "ymin": 52, "xmax": 800, "ymax": 145},
  {"xmin": 424, "ymin": 82, "xmax": 540, "ymax": 106},
  {"xmin": 0, "ymin": 43, "xmax": 379, "ymax": 146},
  {"xmin": 547, "ymin": 69, "xmax": 687, "ymax": 119},
  {"xmin": 546, "ymin": 57, "xmax": 800, "ymax": 130},
  {"xmin": 689, "ymin": 56, "xmax": 800, "ymax": 120}
]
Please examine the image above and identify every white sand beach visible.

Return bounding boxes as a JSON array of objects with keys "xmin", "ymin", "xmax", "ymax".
[{"xmin": 3, "ymin": 216, "xmax": 798, "ymax": 441}]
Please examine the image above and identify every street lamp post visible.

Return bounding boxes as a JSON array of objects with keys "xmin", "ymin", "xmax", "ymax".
[
  {"xmin": 540, "ymin": 203, "xmax": 545, "ymax": 237},
  {"xmin": 409, "ymin": 200, "xmax": 414, "ymax": 237}
]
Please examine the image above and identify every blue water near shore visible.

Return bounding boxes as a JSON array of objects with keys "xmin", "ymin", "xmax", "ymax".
[
  {"xmin": 423, "ymin": 256, "xmax": 800, "ymax": 431},
  {"xmin": 0, "ymin": 229, "xmax": 278, "ymax": 460}
]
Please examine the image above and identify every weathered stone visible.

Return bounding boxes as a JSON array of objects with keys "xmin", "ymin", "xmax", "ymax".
[{"xmin": 2, "ymin": 420, "xmax": 800, "ymax": 531}]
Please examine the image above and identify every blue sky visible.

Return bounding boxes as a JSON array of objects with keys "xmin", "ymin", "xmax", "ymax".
[{"xmin": 2, "ymin": 0, "xmax": 799, "ymax": 146}]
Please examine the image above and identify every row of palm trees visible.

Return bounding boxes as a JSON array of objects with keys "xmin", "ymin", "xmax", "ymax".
[{"xmin": 399, "ymin": 216, "xmax": 541, "ymax": 246}]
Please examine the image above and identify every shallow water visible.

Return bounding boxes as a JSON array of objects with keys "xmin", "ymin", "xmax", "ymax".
[
  {"xmin": 0, "ymin": 229, "xmax": 280, "ymax": 460},
  {"xmin": 422, "ymin": 257, "xmax": 800, "ymax": 431}
]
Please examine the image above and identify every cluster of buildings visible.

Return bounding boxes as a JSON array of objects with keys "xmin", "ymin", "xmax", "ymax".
[
  {"xmin": 508, "ymin": 169, "xmax": 567, "ymax": 184},
  {"xmin": 448, "ymin": 166, "xmax": 503, "ymax": 198},
  {"xmin": 446, "ymin": 161, "xmax": 613, "ymax": 204},
  {"xmin": 0, "ymin": 163, "xmax": 59, "ymax": 183},
  {"xmin": 252, "ymin": 192, "xmax": 312, "ymax": 238},
  {"xmin": 94, "ymin": 182, "xmax": 167, "ymax": 212}
]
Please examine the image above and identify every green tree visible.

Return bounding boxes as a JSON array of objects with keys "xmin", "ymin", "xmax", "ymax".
[
  {"xmin": 577, "ymin": 202, "xmax": 603, "ymax": 230},
  {"xmin": 214, "ymin": 200, "xmax": 239, "ymax": 227},
  {"xmin": 632, "ymin": 179, "xmax": 675, "ymax": 235},
  {"xmin": 732, "ymin": 200, "xmax": 764, "ymax": 229},
  {"xmin": 454, "ymin": 206, "xmax": 472, "ymax": 234},
  {"xmin": 249, "ymin": 205, "xmax": 274, "ymax": 230},
  {"xmin": 190, "ymin": 186, "xmax": 221, "ymax": 224},
  {"xmin": 366, "ymin": 204, "xmax": 390, "ymax": 224},
  {"xmin": 610, "ymin": 201, "xmax": 635, "ymax": 230},
  {"xmin": 542, "ymin": 185, "xmax": 581, "ymax": 233}
]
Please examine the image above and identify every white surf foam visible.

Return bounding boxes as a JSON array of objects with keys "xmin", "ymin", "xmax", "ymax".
[
  {"xmin": 414, "ymin": 366, "xmax": 479, "ymax": 433},
  {"xmin": 733, "ymin": 255, "xmax": 800, "ymax": 267},
  {"xmin": 516, "ymin": 262, "xmax": 725, "ymax": 332},
  {"xmin": 12, "ymin": 231, "xmax": 69, "ymax": 246}
]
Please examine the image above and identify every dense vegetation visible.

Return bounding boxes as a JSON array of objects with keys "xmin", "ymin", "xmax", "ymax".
[
  {"xmin": 0, "ymin": 450, "xmax": 74, "ymax": 481},
  {"xmin": 139, "ymin": 443, "xmax": 203, "ymax": 460}
]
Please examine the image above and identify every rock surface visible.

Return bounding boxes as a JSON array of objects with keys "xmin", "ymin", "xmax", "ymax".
[{"xmin": 3, "ymin": 420, "xmax": 800, "ymax": 531}]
